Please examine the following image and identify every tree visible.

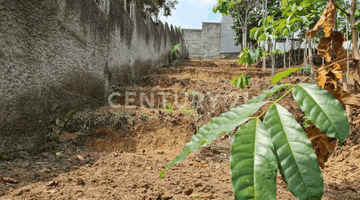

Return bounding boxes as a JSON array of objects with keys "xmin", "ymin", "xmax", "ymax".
[
  {"xmin": 350, "ymin": 0, "xmax": 360, "ymax": 77},
  {"xmin": 119, "ymin": 0, "xmax": 179, "ymax": 22},
  {"xmin": 213, "ymin": 0, "xmax": 261, "ymax": 51}
]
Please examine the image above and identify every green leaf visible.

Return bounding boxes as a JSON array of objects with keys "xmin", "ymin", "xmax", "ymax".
[
  {"xmin": 258, "ymin": 18, "xmax": 264, "ymax": 26},
  {"xmin": 271, "ymin": 67, "xmax": 302, "ymax": 85},
  {"xmin": 282, "ymin": 28, "xmax": 289, "ymax": 36},
  {"xmin": 245, "ymin": 75, "xmax": 252, "ymax": 86},
  {"xmin": 264, "ymin": 104, "xmax": 323, "ymax": 200},
  {"xmin": 247, "ymin": 84, "xmax": 292, "ymax": 104},
  {"xmin": 255, "ymin": 27, "xmax": 263, "ymax": 41},
  {"xmin": 159, "ymin": 101, "xmax": 268, "ymax": 179},
  {"xmin": 291, "ymin": 4, "xmax": 296, "ymax": 12},
  {"xmin": 230, "ymin": 118, "xmax": 277, "ymax": 200},
  {"xmin": 230, "ymin": 76, "xmax": 237, "ymax": 86},
  {"xmin": 231, "ymin": 74, "xmax": 250, "ymax": 88},
  {"xmin": 286, "ymin": 16, "xmax": 292, "ymax": 23},
  {"xmin": 301, "ymin": 65, "xmax": 311, "ymax": 70},
  {"xmin": 239, "ymin": 76, "xmax": 245, "ymax": 89},
  {"xmin": 249, "ymin": 51, "xmax": 256, "ymax": 61},
  {"xmin": 265, "ymin": 16, "xmax": 274, "ymax": 26},
  {"xmin": 292, "ymin": 83, "xmax": 349, "ymax": 144},
  {"xmin": 235, "ymin": 76, "xmax": 241, "ymax": 88},
  {"xmin": 250, "ymin": 27, "xmax": 257, "ymax": 39},
  {"xmin": 299, "ymin": 16, "xmax": 308, "ymax": 24}
]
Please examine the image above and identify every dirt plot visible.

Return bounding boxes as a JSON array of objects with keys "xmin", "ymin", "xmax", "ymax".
[{"xmin": 1, "ymin": 59, "xmax": 360, "ymax": 199}]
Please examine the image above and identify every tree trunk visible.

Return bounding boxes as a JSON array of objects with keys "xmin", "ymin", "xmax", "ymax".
[
  {"xmin": 334, "ymin": 0, "xmax": 338, "ymax": 31},
  {"xmin": 284, "ymin": 40, "xmax": 286, "ymax": 68},
  {"xmin": 289, "ymin": 35, "xmax": 293, "ymax": 68},
  {"xmin": 351, "ymin": 0, "xmax": 360, "ymax": 78},
  {"xmin": 298, "ymin": 25, "xmax": 303, "ymax": 63},
  {"xmin": 346, "ymin": 14, "xmax": 350, "ymax": 84},
  {"xmin": 271, "ymin": 40, "xmax": 275, "ymax": 76},
  {"xmin": 303, "ymin": 38, "xmax": 308, "ymax": 76},
  {"xmin": 309, "ymin": 39, "xmax": 314, "ymax": 83},
  {"xmin": 264, "ymin": 40, "xmax": 271, "ymax": 73},
  {"xmin": 263, "ymin": 42, "xmax": 266, "ymax": 71},
  {"xmin": 243, "ymin": 25, "xmax": 248, "ymax": 50},
  {"xmin": 262, "ymin": 0, "xmax": 268, "ymax": 73},
  {"xmin": 341, "ymin": 0, "xmax": 360, "ymax": 126}
]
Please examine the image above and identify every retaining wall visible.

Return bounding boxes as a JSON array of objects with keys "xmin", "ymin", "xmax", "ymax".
[{"xmin": 0, "ymin": 0, "xmax": 186, "ymax": 157}]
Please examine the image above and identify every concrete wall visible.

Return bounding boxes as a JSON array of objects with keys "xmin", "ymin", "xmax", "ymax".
[
  {"xmin": 220, "ymin": 16, "xmax": 240, "ymax": 54},
  {"xmin": 182, "ymin": 29, "xmax": 203, "ymax": 58},
  {"xmin": 0, "ymin": 0, "xmax": 186, "ymax": 156},
  {"xmin": 182, "ymin": 22, "xmax": 221, "ymax": 59},
  {"xmin": 202, "ymin": 22, "xmax": 221, "ymax": 59}
]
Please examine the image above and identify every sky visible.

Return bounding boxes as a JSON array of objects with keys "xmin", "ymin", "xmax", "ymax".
[{"xmin": 159, "ymin": 0, "xmax": 223, "ymax": 29}]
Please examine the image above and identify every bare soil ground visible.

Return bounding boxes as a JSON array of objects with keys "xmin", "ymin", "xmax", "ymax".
[{"xmin": 1, "ymin": 59, "xmax": 360, "ymax": 200}]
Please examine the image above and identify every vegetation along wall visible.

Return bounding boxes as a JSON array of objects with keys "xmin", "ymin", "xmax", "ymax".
[{"xmin": 0, "ymin": 0, "xmax": 187, "ymax": 157}]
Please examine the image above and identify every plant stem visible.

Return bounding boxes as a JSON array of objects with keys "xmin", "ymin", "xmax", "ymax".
[
  {"xmin": 258, "ymin": 87, "xmax": 294, "ymax": 118},
  {"xmin": 258, "ymin": 102, "xmax": 274, "ymax": 119}
]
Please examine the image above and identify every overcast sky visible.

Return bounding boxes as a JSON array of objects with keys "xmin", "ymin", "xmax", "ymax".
[{"xmin": 159, "ymin": 0, "xmax": 222, "ymax": 29}]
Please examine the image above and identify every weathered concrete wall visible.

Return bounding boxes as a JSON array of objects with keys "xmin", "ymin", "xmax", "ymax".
[
  {"xmin": 0, "ymin": 0, "xmax": 185, "ymax": 157},
  {"xmin": 202, "ymin": 22, "xmax": 221, "ymax": 59},
  {"xmin": 182, "ymin": 22, "xmax": 221, "ymax": 59},
  {"xmin": 182, "ymin": 29, "xmax": 203, "ymax": 58},
  {"xmin": 220, "ymin": 16, "xmax": 240, "ymax": 54}
]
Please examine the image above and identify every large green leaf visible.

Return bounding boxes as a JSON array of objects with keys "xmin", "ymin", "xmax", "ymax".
[
  {"xmin": 264, "ymin": 104, "xmax": 323, "ymax": 200},
  {"xmin": 230, "ymin": 118, "xmax": 277, "ymax": 200},
  {"xmin": 250, "ymin": 27, "xmax": 257, "ymax": 39},
  {"xmin": 255, "ymin": 27, "xmax": 263, "ymax": 40},
  {"xmin": 159, "ymin": 101, "xmax": 267, "ymax": 179},
  {"xmin": 247, "ymin": 84, "xmax": 292, "ymax": 104},
  {"xmin": 292, "ymin": 83, "xmax": 349, "ymax": 144},
  {"xmin": 271, "ymin": 65, "xmax": 311, "ymax": 85}
]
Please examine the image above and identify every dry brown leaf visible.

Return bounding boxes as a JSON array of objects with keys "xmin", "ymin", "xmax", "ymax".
[
  {"xmin": 317, "ymin": 37, "xmax": 332, "ymax": 62},
  {"xmin": 323, "ymin": 2, "xmax": 336, "ymax": 37},
  {"xmin": 315, "ymin": 30, "xmax": 349, "ymax": 96},
  {"xmin": 332, "ymin": 31, "xmax": 346, "ymax": 58},
  {"xmin": 324, "ymin": 83, "xmax": 360, "ymax": 108},
  {"xmin": 306, "ymin": 16, "xmax": 325, "ymax": 39},
  {"xmin": 328, "ymin": 63, "xmax": 343, "ymax": 80},
  {"xmin": 306, "ymin": 2, "xmax": 336, "ymax": 40},
  {"xmin": 317, "ymin": 69, "xmax": 328, "ymax": 88},
  {"xmin": 332, "ymin": 31, "xmax": 347, "ymax": 75},
  {"xmin": 305, "ymin": 123, "xmax": 337, "ymax": 169}
]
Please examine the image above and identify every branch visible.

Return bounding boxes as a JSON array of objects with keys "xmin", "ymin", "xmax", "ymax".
[{"xmin": 331, "ymin": 0, "xmax": 351, "ymax": 17}]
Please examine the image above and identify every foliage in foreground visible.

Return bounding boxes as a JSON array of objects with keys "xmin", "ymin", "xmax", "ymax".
[
  {"xmin": 158, "ymin": 1, "xmax": 360, "ymax": 199},
  {"xmin": 160, "ymin": 79, "xmax": 349, "ymax": 199}
]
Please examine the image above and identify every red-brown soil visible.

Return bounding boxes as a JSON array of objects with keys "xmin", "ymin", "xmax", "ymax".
[{"xmin": 1, "ymin": 59, "xmax": 359, "ymax": 200}]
